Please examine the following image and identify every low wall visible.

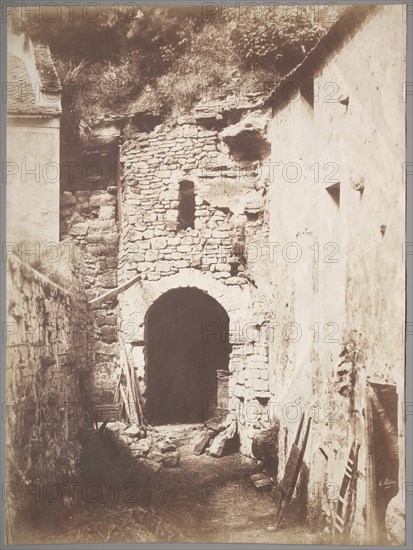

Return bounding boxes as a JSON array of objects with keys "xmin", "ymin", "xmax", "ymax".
[{"xmin": 5, "ymin": 251, "xmax": 90, "ymax": 529}]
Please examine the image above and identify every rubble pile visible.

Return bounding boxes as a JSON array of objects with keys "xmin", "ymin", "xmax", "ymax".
[
  {"xmin": 191, "ymin": 415, "xmax": 239, "ymax": 458},
  {"xmin": 103, "ymin": 416, "xmax": 241, "ymax": 472},
  {"xmin": 105, "ymin": 422, "xmax": 186, "ymax": 472}
]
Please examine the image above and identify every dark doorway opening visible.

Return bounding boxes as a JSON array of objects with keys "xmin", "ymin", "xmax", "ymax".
[{"xmin": 145, "ymin": 288, "xmax": 231, "ymax": 425}]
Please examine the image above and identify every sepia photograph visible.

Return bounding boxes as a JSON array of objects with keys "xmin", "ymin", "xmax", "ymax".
[{"xmin": 1, "ymin": 1, "xmax": 410, "ymax": 547}]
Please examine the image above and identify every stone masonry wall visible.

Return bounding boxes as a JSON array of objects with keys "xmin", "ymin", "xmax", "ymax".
[
  {"xmin": 116, "ymin": 116, "xmax": 276, "ymax": 455},
  {"xmin": 6, "ymin": 251, "xmax": 89, "ymax": 524},
  {"xmin": 60, "ymin": 151, "xmax": 120, "ymax": 402}
]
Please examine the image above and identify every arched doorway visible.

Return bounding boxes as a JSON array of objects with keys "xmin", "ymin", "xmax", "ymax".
[{"xmin": 145, "ymin": 287, "xmax": 231, "ymax": 425}]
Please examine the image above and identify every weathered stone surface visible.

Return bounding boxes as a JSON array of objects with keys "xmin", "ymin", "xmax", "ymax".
[
  {"xmin": 100, "ymin": 326, "xmax": 117, "ymax": 343},
  {"xmin": 105, "ymin": 421, "xmax": 126, "ymax": 436},
  {"xmin": 150, "ymin": 237, "xmax": 168, "ymax": 250},
  {"xmin": 207, "ymin": 422, "xmax": 237, "ymax": 457},
  {"xmin": 147, "ymin": 450, "xmax": 164, "ymax": 463},
  {"xmin": 192, "ymin": 430, "xmax": 212, "ymax": 455},
  {"xmin": 119, "ymin": 434, "xmax": 134, "ymax": 446},
  {"xmin": 250, "ymin": 472, "xmax": 273, "ymax": 488},
  {"xmin": 130, "ymin": 439, "xmax": 150, "ymax": 455},
  {"xmin": 124, "ymin": 424, "xmax": 144, "ymax": 438},
  {"xmin": 89, "ymin": 193, "xmax": 116, "ymax": 207},
  {"xmin": 141, "ymin": 458, "xmax": 162, "ymax": 472},
  {"xmin": 177, "ymin": 115, "xmax": 197, "ymax": 125},
  {"xmin": 251, "ymin": 422, "xmax": 279, "ymax": 475},
  {"xmin": 158, "ymin": 441, "xmax": 177, "ymax": 453},
  {"xmin": 219, "ymin": 112, "xmax": 270, "ymax": 161},
  {"xmin": 68, "ymin": 222, "xmax": 89, "ymax": 236},
  {"xmin": 6, "ymin": 255, "xmax": 88, "ymax": 497},
  {"xmin": 244, "ymin": 192, "xmax": 264, "ymax": 215},
  {"xmin": 61, "ymin": 191, "xmax": 77, "ymax": 206},
  {"xmin": 162, "ymin": 450, "xmax": 181, "ymax": 467},
  {"xmin": 204, "ymin": 415, "xmax": 228, "ymax": 434}
]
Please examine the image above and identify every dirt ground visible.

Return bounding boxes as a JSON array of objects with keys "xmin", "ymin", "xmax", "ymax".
[
  {"xmin": 10, "ymin": 424, "xmax": 315, "ymax": 545},
  {"xmin": 150, "ymin": 442, "xmax": 315, "ymax": 544}
]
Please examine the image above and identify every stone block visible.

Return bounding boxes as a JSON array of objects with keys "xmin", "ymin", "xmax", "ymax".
[
  {"xmin": 204, "ymin": 415, "xmax": 228, "ymax": 434},
  {"xmin": 68, "ymin": 222, "xmax": 89, "ymax": 236},
  {"xmin": 177, "ymin": 115, "xmax": 197, "ymax": 125},
  {"xmin": 192, "ymin": 430, "xmax": 212, "ymax": 455},
  {"xmin": 90, "ymin": 193, "xmax": 116, "ymax": 207},
  {"xmin": 252, "ymin": 379, "xmax": 269, "ymax": 392},
  {"xmin": 147, "ymin": 273, "xmax": 161, "ymax": 281},
  {"xmin": 145, "ymin": 249, "xmax": 159, "ymax": 262},
  {"xmin": 213, "ymin": 272, "xmax": 231, "ymax": 279},
  {"xmin": 143, "ymin": 230, "xmax": 154, "ymax": 239},
  {"xmin": 158, "ymin": 441, "xmax": 177, "ymax": 453},
  {"xmin": 251, "ymin": 422, "xmax": 279, "ymax": 474},
  {"xmin": 175, "ymin": 260, "xmax": 189, "ymax": 269},
  {"xmin": 97, "ymin": 272, "xmax": 117, "ymax": 288},
  {"xmin": 162, "ymin": 450, "xmax": 181, "ymax": 467},
  {"xmin": 119, "ymin": 434, "xmax": 134, "ymax": 446},
  {"xmin": 143, "ymin": 212, "xmax": 157, "ymax": 223},
  {"xmin": 99, "ymin": 206, "xmax": 116, "ymax": 220},
  {"xmin": 61, "ymin": 191, "xmax": 77, "ymax": 206},
  {"xmin": 105, "ymin": 422, "xmax": 125, "ymax": 437},
  {"xmin": 226, "ymin": 277, "xmax": 245, "ymax": 285},
  {"xmin": 251, "ymin": 472, "xmax": 273, "ymax": 488},
  {"xmin": 75, "ymin": 191, "xmax": 91, "ymax": 204},
  {"xmin": 167, "ymin": 237, "xmax": 180, "ymax": 246},
  {"xmin": 138, "ymin": 262, "xmax": 155, "ymax": 272},
  {"xmin": 164, "ymin": 209, "xmax": 178, "ymax": 222},
  {"xmin": 141, "ymin": 459, "xmax": 162, "ymax": 472},
  {"xmin": 157, "ymin": 169, "xmax": 172, "ymax": 178},
  {"xmin": 100, "ymin": 326, "xmax": 117, "ymax": 343},
  {"xmin": 147, "ymin": 450, "xmax": 164, "ymax": 463},
  {"xmin": 207, "ymin": 421, "xmax": 237, "ymax": 457},
  {"xmin": 177, "ymin": 245, "xmax": 193, "ymax": 253},
  {"xmin": 131, "ymin": 447, "xmax": 147, "ymax": 458},
  {"xmin": 123, "ymin": 424, "xmax": 144, "ymax": 440},
  {"xmin": 157, "ymin": 261, "xmax": 171, "ymax": 272},
  {"xmin": 151, "ymin": 237, "xmax": 168, "ymax": 250},
  {"xmin": 215, "ymin": 263, "xmax": 231, "ymax": 272},
  {"xmin": 130, "ymin": 439, "xmax": 150, "ymax": 454}
]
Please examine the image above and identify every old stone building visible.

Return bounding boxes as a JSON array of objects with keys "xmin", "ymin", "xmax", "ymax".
[
  {"xmin": 59, "ymin": 5, "xmax": 406, "ymax": 542},
  {"xmin": 6, "ymin": 3, "xmax": 406, "ymax": 545}
]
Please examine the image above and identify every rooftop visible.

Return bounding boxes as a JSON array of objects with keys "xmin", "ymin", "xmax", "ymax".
[{"xmin": 7, "ymin": 36, "xmax": 61, "ymax": 117}]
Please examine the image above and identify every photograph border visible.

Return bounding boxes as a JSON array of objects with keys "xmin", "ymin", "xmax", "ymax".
[{"xmin": 1, "ymin": 1, "xmax": 411, "ymax": 549}]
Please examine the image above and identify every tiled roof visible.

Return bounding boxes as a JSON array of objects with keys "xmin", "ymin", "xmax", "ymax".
[
  {"xmin": 32, "ymin": 39, "xmax": 62, "ymax": 95},
  {"xmin": 7, "ymin": 39, "xmax": 61, "ymax": 116}
]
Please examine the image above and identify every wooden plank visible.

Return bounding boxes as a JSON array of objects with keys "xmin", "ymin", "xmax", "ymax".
[
  {"xmin": 89, "ymin": 273, "xmax": 141, "ymax": 309},
  {"xmin": 113, "ymin": 365, "xmax": 122, "ymax": 405},
  {"xmin": 274, "ymin": 414, "xmax": 312, "ymax": 531},
  {"xmin": 119, "ymin": 342, "xmax": 139, "ymax": 424},
  {"xmin": 124, "ymin": 344, "xmax": 147, "ymax": 426},
  {"xmin": 119, "ymin": 382, "xmax": 132, "ymax": 423},
  {"xmin": 122, "ymin": 340, "xmax": 141, "ymax": 425}
]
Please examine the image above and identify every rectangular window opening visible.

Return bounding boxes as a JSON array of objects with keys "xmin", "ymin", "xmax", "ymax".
[{"xmin": 178, "ymin": 180, "xmax": 195, "ymax": 230}]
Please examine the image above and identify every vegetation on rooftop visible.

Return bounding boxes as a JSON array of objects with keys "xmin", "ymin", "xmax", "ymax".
[{"xmin": 12, "ymin": 6, "xmax": 331, "ymax": 142}]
